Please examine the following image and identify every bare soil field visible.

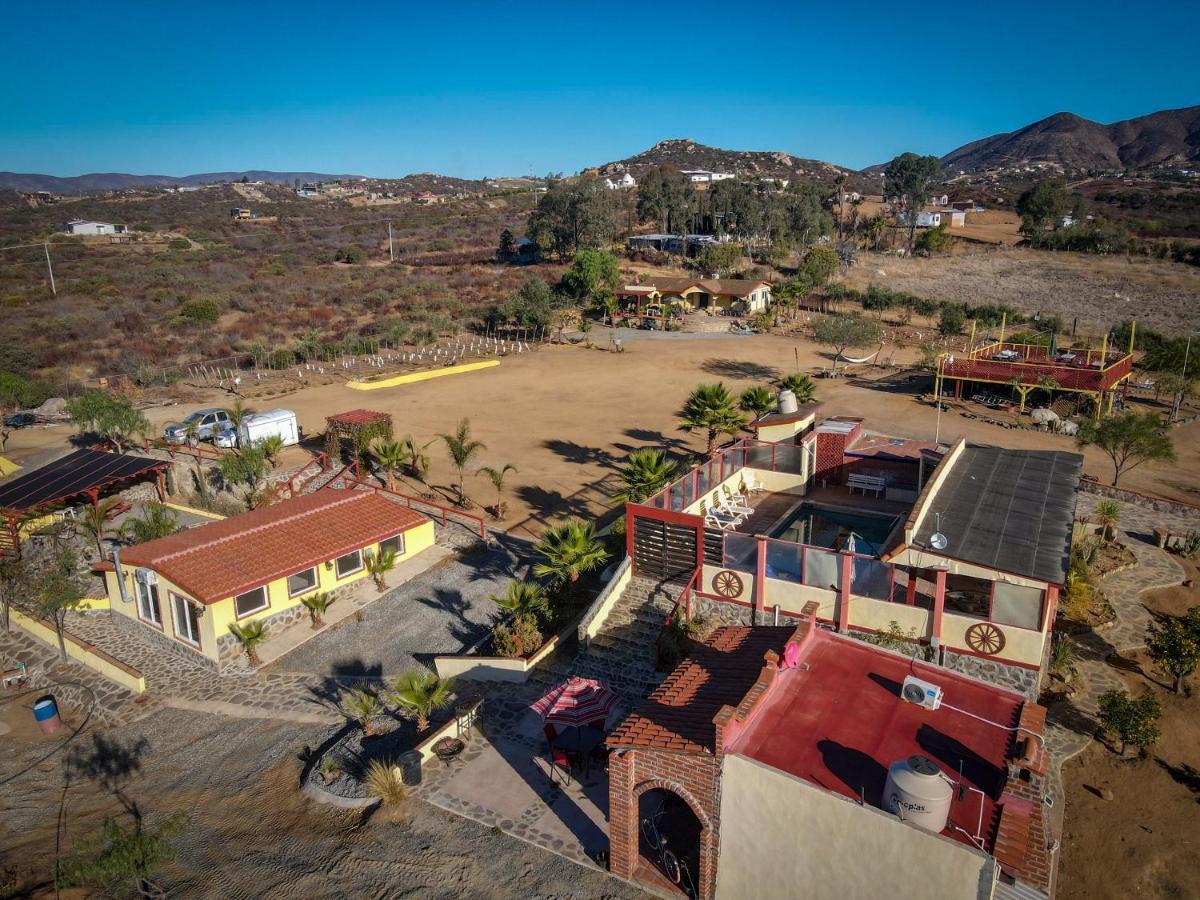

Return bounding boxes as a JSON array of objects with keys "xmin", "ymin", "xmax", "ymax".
[
  {"xmin": 845, "ymin": 247, "xmax": 1200, "ymax": 333},
  {"xmin": 955, "ymin": 209, "xmax": 1021, "ymax": 245}
]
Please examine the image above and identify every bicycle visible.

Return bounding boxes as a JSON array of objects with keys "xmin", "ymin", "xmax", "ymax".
[{"xmin": 640, "ymin": 800, "xmax": 697, "ymax": 897}]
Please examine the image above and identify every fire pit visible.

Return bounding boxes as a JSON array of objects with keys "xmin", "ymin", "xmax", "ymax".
[{"xmin": 433, "ymin": 737, "xmax": 465, "ymax": 766}]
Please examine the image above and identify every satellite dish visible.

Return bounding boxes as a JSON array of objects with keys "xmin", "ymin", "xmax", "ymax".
[{"xmin": 930, "ymin": 532, "xmax": 948, "ymax": 551}]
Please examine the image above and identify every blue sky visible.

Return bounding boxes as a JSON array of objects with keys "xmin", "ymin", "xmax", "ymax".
[{"xmin": 2, "ymin": 0, "xmax": 1196, "ymax": 177}]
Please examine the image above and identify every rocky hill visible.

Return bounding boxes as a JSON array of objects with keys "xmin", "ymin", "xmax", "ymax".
[
  {"xmin": 940, "ymin": 105, "xmax": 1200, "ymax": 173},
  {"xmin": 590, "ymin": 138, "xmax": 856, "ymax": 184}
]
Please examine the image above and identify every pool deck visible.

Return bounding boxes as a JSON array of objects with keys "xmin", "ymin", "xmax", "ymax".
[{"xmin": 726, "ymin": 486, "xmax": 910, "ymax": 536}]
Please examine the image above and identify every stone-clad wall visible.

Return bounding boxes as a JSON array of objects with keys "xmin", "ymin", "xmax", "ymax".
[
  {"xmin": 216, "ymin": 602, "xmax": 307, "ymax": 669},
  {"xmin": 108, "ymin": 607, "xmax": 217, "ymax": 672},
  {"xmin": 943, "ymin": 649, "xmax": 1041, "ymax": 700}
]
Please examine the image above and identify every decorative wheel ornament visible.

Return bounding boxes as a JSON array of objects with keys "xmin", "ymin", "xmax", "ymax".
[
  {"xmin": 712, "ymin": 570, "xmax": 744, "ymax": 598},
  {"xmin": 965, "ymin": 622, "xmax": 1005, "ymax": 655}
]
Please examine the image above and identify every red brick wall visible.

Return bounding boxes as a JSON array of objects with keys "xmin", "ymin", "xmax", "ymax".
[{"xmin": 813, "ymin": 431, "xmax": 850, "ymax": 484}]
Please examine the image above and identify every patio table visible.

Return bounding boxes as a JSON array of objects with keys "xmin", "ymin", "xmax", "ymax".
[{"xmin": 552, "ymin": 725, "xmax": 606, "ymax": 775}]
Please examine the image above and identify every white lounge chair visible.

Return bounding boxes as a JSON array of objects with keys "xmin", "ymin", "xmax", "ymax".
[
  {"xmin": 700, "ymin": 501, "xmax": 738, "ymax": 530},
  {"xmin": 743, "ymin": 475, "xmax": 766, "ymax": 494},
  {"xmin": 720, "ymin": 486, "xmax": 753, "ymax": 515}
]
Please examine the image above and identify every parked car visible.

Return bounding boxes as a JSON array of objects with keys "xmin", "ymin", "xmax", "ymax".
[
  {"xmin": 164, "ymin": 408, "xmax": 232, "ymax": 444},
  {"xmin": 212, "ymin": 427, "xmax": 239, "ymax": 449},
  {"xmin": 2, "ymin": 413, "xmax": 36, "ymax": 428}
]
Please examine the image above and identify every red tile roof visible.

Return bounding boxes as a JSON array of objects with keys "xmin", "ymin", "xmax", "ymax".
[
  {"xmin": 119, "ymin": 489, "xmax": 427, "ymax": 603},
  {"xmin": 647, "ymin": 278, "xmax": 771, "ymax": 299},
  {"xmin": 607, "ymin": 626, "xmax": 794, "ymax": 755}
]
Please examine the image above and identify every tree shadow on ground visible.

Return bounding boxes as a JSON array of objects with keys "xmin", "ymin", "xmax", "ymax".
[
  {"xmin": 515, "ymin": 486, "xmax": 597, "ymax": 524},
  {"xmin": 1156, "ymin": 758, "xmax": 1200, "ymax": 794},
  {"xmin": 699, "ymin": 358, "xmax": 780, "ymax": 381},
  {"xmin": 620, "ymin": 428, "xmax": 693, "ymax": 454},
  {"xmin": 542, "ymin": 439, "xmax": 615, "ymax": 469},
  {"xmin": 306, "ymin": 663, "xmax": 386, "ymax": 713},
  {"xmin": 66, "ymin": 733, "xmax": 150, "ymax": 819},
  {"xmin": 412, "ymin": 586, "xmax": 492, "ymax": 649},
  {"xmin": 1046, "ymin": 698, "xmax": 1098, "ymax": 736}
]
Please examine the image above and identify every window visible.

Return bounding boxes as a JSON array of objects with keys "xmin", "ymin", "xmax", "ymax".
[
  {"xmin": 234, "ymin": 586, "xmax": 269, "ymax": 618},
  {"xmin": 379, "ymin": 534, "xmax": 405, "ymax": 558},
  {"xmin": 170, "ymin": 593, "xmax": 201, "ymax": 646},
  {"xmin": 991, "ymin": 582, "xmax": 1044, "ymax": 630},
  {"xmin": 943, "ymin": 573, "xmax": 991, "ymax": 620},
  {"xmin": 334, "ymin": 549, "xmax": 363, "ymax": 578},
  {"xmin": 135, "ymin": 580, "xmax": 162, "ymax": 628},
  {"xmin": 287, "ymin": 567, "xmax": 318, "ymax": 597}
]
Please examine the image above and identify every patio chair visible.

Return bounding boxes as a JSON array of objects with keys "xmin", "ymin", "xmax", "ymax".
[
  {"xmin": 745, "ymin": 474, "xmax": 766, "ymax": 494},
  {"xmin": 699, "ymin": 501, "xmax": 737, "ymax": 531},
  {"xmin": 720, "ymin": 486, "xmax": 753, "ymax": 515},
  {"xmin": 549, "ymin": 747, "xmax": 573, "ymax": 786},
  {"xmin": 712, "ymin": 495, "xmax": 748, "ymax": 523}
]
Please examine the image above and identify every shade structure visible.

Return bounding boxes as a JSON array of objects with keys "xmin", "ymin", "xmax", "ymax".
[{"xmin": 531, "ymin": 676, "xmax": 617, "ymax": 727}]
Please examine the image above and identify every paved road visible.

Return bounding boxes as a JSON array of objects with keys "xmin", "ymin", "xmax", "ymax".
[{"xmin": 266, "ymin": 536, "xmax": 533, "ymax": 679}]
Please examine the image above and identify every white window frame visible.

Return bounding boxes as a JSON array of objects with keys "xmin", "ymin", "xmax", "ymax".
[
  {"xmin": 135, "ymin": 580, "xmax": 162, "ymax": 628},
  {"xmin": 379, "ymin": 533, "xmax": 405, "ymax": 558},
  {"xmin": 170, "ymin": 593, "xmax": 201, "ymax": 647},
  {"xmin": 334, "ymin": 549, "xmax": 363, "ymax": 578},
  {"xmin": 287, "ymin": 566, "xmax": 319, "ymax": 598},
  {"xmin": 234, "ymin": 585, "xmax": 270, "ymax": 619}
]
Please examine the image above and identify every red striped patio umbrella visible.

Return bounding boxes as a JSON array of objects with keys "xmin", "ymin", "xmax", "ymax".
[{"xmin": 531, "ymin": 676, "xmax": 618, "ymax": 727}]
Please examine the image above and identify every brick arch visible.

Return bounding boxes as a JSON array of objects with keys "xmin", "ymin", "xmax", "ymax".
[{"xmin": 632, "ymin": 777, "xmax": 716, "ymax": 899}]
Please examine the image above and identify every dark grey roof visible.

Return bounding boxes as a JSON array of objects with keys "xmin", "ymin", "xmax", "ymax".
[{"xmin": 914, "ymin": 447, "xmax": 1082, "ymax": 584}]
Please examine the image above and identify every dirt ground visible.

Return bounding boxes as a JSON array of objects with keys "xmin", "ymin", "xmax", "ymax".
[
  {"xmin": 1141, "ymin": 556, "xmax": 1200, "ymax": 618},
  {"xmin": 954, "ymin": 209, "xmax": 1022, "ymax": 246},
  {"xmin": 0, "ymin": 706, "xmax": 639, "ymax": 899},
  {"xmin": 844, "ymin": 246, "xmax": 1200, "ymax": 333},
  {"xmin": 5, "ymin": 329, "xmax": 1198, "ymax": 537}
]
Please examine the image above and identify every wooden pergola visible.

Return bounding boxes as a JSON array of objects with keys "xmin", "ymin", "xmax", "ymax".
[{"xmin": 324, "ymin": 409, "xmax": 394, "ymax": 465}]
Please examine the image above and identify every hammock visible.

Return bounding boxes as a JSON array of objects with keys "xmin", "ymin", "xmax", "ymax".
[{"xmin": 837, "ymin": 343, "xmax": 884, "ymax": 365}]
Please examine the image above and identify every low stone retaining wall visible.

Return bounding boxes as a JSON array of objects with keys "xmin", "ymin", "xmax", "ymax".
[
  {"xmin": 11, "ymin": 609, "xmax": 146, "ymax": 693},
  {"xmin": 943, "ymin": 649, "xmax": 1040, "ymax": 701},
  {"xmin": 577, "ymin": 557, "xmax": 632, "ymax": 645},
  {"xmin": 433, "ymin": 635, "xmax": 560, "ymax": 683},
  {"xmin": 1079, "ymin": 479, "xmax": 1200, "ymax": 521}
]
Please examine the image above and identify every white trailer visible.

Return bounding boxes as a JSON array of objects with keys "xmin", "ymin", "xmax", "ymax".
[{"xmin": 238, "ymin": 408, "xmax": 300, "ymax": 448}]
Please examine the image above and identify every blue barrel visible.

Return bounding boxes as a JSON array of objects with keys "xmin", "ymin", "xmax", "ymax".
[{"xmin": 34, "ymin": 696, "xmax": 62, "ymax": 734}]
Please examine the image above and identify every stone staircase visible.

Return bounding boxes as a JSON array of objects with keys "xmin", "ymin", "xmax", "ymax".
[{"xmin": 568, "ymin": 575, "xmax": 683, "ymax": 702}]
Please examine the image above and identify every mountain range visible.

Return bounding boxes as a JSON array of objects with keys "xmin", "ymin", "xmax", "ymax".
[{"xmin": 0, "ymin": 170, "xmax": 361, "ymax": 194}]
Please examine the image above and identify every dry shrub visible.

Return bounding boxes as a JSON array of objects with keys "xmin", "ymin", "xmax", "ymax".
[
  {"xmin": 1063, "ymin": 581, "xmax": 1093, "ymax": 621},
  {"xmin": 364, "ymin": 759, "xmax": 408, "ymax": 814}
]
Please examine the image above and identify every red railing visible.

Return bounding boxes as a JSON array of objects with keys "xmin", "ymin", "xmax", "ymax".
[
  {"xmin": 655, "ymin": 567, "xmax": 700, "ymax": 660},
  {"xmin": 941, "ymin": 346, "xmax": 1134, "ymax": 392},
  {"xmin": 344, "ymin": 476, "xmax": 487, "ymax": 539},
  {"xmin": 641, "ymin": 437, "xmax": 806, "ymax": 512}
]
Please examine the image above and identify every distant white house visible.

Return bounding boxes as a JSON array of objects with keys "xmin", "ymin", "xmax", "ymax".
[
  {"xmin": 64, "ymin": 219, "xmax": 127, "ymax": 236},
  {"xmin": 897, "ymin": 211, "xmax": 941, "ymax": 228},
  {"xmin": 928, "ymin": 193, "xmax": 950, "ymax": 206},
  {"xmin": 604, "ymin": 173, "xmax": 637, "ymax": 190},
  {"xmin": 680, "ymin": 169, "xmax": 735, "ymax": 185}
]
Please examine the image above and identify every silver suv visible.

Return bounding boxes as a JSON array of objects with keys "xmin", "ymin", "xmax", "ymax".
[{"xmin": 164, "ymin": 408, "xmax": 233, "ymax": 444}]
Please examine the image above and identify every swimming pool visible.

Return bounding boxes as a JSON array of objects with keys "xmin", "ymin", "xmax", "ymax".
[{"xmin": 770, "ymin": 503, "xmax": 900, "ymax": 556}]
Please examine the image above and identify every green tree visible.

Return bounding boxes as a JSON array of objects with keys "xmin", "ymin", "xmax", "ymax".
[
  {"xmin": 227, "ymin": 398, "xmax": 254, "ymax": 436},
  {"xmin": 1076, "ymin": 412, "xmax": 1176, "ymax": 486},
  {"xmin": 1095, "ymin": 499, "xmax": 1121, "ymax": 542},
  {"xmin": 914, "ymin": 224, "xmax": 952, "ymax": 254},
  {"xmin": 300, "ymin": 591, "xmax": 336, "ymax": 629},
  {"xmin": 526, "ymin": 176, "xmax": 617, "ymax": 259},
  {"xmin": 812, "ymin": 314, "xmax": 884, "ymax": 375},
  {"xmin": 938, "ymin": 304, "xmax": 966, "ymax": 337},
  {"xmin": 533, "ymin": 520, "xmax": 609, "ymax": 586},
  {"xmin": 477, "ymin": 463, "xmax": 517, "ymax": 519},
  {"xmin": 679, "ymin": 383, "xmax": 748, "ymax": 458},
  {"xmin": 614, "ymin": 448, "xmax": 678, "ymax": 503},
  {"xmin": 390, "ymin": 670, "xmax": 455, "ymax": 732},
  {"xmin": 227, "ymin": 620, "xmax": 268, "ymax": 666},
  {"xmin": 636, "ymin": 165, "xmax": 694, "ymax": 236},
  {"xmin": 80, "ymin": 498, "xmax": 122, "ymax": 555},
  {"xmin": 504, "ymin": 276, "xmax": 557, "ymax": 329},
  {"xmin": 0, "ymin": 557, "xmax": 31, "ymax": 634},
  {"xmin": 1146, "ymin": 610, "xmax": 1200, "ymax": 693},
  {"xmin": 497, "ymin": 228, "xmax": 516, "ymax": 262},
  {"xmin": 779, "ymin": 373, "xmax": 817, "ymax": 403},
  {"xmin": 258, "ymin": 434, "xmax": 285, "ymax": 468},
  {"xmin": 1016, "ymin": 179, "xmax": 1070, "ymax": 242},
  {"xmin": 438, "ymin": 418, "xmax": 486, "ymax": 506},
  {"xmin": 66, "ymin": 390, "xmax": 150, "ymax": 453},
  {"xmin": 561, "ymin": 248, "xmax": 620, "ymax": 301},
  {"xmin": 739, "ymin": 386, "xmax": 775, "ymax": 419},
  {"xmin": 36, "ymin": 547, "xmax": 87, "ymax": 659},
  {"xmin": 798, "ymin": 246, "xmax": 840, "ymax": 287},
  {"xmin": 372, "ymin": 439, "xmax": 406, "ymax": 492},
  {"xmin": 122, "ymin": 502, "xmax": 180, "ymax": 544},
  {"xmin": 696, "ymin": 242, "xmax": 744, "ymax": 277},
  {"xmin": 217, "ymin": 445, "xmax": 268, "ymax": 504},
  {"xmin": 884, "ymin": 152, "xmax": 940, "ymax": 251},
  {"xmin": 55, "ymin": 812, "xmax": 187, "ymax": 898},
  {"xmin": 1097, "ymin": 690, "xmax": 1161, "ymax": 756}
]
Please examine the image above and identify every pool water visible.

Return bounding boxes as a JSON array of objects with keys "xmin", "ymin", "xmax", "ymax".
[{"xmin": 771, "ymin": 504, "xmax": 899, "ymax": 555}]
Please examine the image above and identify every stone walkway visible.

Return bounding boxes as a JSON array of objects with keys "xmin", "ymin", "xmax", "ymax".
[{"xmin": 1042, "ymin": 495, "xmax": 1197, "ymax": 828}]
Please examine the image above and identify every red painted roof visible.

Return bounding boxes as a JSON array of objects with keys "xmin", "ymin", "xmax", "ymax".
[
  {"xmin": 607, "ymin": 626, "xmax": 794, "ymax": 755},
  {"xmin": 325, "ymin": 409, "xmax": 391, "ymax": 427},
  {"xmin": 725, "ymin": 630, "xmax": 1023, "ymax": 853},
  {"xmin": 118, "ymin": 489, "xmax": 427, "ymax": 603}
]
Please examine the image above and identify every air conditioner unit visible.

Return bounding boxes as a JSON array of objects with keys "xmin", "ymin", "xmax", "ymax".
[
  {"xmin": 134, "ymin": 568, "xmax": 157, "ymax": 586},
  {"xmin": 901, "ymin": 675, "xmax": 944, "ymax": 711}
]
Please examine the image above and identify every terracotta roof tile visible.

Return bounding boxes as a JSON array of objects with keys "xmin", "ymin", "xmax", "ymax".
[
  {"xmin": 119, "ymin": 489, "xmax": 426, "ymax": 603},
  {"xmin": 607, "ymin": 626, "xmax": 793, "ymax": 755}
]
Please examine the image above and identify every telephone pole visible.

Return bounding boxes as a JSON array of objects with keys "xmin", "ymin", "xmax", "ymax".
[
  {"xmin": 43, "ymin": 242, "xmax": 56, "ymax": 296},
  {"xmin": 387, "ymin": 221, "xmax": 394, "ymax": 262}
]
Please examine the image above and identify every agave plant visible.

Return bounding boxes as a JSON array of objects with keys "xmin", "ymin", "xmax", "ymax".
[
  {"xmin": 614, "ymin": 448, "xmax": 677, "ymax": 504},
  {"xmin": 340, "ymin": 687, "xmax": 385, "ymax": 735},
  {"xmin": 365, "ymin": 547, "xmax": 397, "ymax": 591},
  {"xmin": 533, "ymin": 519, "xmax": 608, "ymax": 586},
  {"xmin": 227, "ymin": 620, "xmax": 268, "ymax": 667},
  {"xmin": 300, "ymin": 590, "xmax": 336, "ymax": 629},
  {"xmin": 390, "ymin": 670, "xmax": 455, "ymax": 732}
]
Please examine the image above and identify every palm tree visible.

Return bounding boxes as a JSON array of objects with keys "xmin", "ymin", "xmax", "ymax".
[
  {"xmin": 227, "ymin": 620, "xmax": 268, "ymax": 667},
  {"xmin": 477, "ymin": 464, "xmax": 517, "ymax": 519},
  {"xmin": 340, "ymin": 687, "xmax": 384, "ymax": 736},
  {"xmin": 533, "ymin": 520, "xmax": 609, "ymax": 586},
  {"xmin": 79, "ymin": 498, "xmax": 121, "ymax": 555},
  {"xmin": 778, "ymin": 373, "xmax": 817, "ymax": 404},
  {"xmin": 1096, "ymin": 500, "xmax": 1121, "ymax": 543},
  {"xmin": 739, "ymin": 386, "xmax": 775, "ymax": 420},
  {"xmin": 679, "ymin": 383, "xmax": 747, "ymax": 458},
  {"xmin": 373, "ymin": 439, "xmax": 406, "ymax": 492},
  {"xmin": 614, "ymin": 448, "xmax": 678, "ymax": 503},
  {"xmin": 227, "ymin": 398, "xmax": 254, "ymax": 439},
  {"xmin": 492, "ymin": 580, "xmax": 549, "ymax": 623},
  {"xmin": 390, "ymin": 670, "xmax": 455, "ymax": 733},
  {"xmin": 400, "ymin": 435, "xmax": 431, "ymax": 481},
  {"xmin": 365, "ymin": 547, "xmax": 397, "ymax": 591},
  {"xmin": 300, "ymin": 591, "xmax": 336, "ymax": 628},
  {"xmin": 122, "ymin": 502, "xmax": 180, "ymax": 544},
  {"xmin": 258, "ymin": 434, "xmax": 285, "ymax": 469},
  {"xmin": 438, "ymin": 418, "xmax": 486, "ymax": 506}
]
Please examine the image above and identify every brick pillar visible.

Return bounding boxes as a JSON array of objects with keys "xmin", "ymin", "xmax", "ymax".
[{"xmin": 607, "ymin": 750, "xmax": 637, "ymax": 881}]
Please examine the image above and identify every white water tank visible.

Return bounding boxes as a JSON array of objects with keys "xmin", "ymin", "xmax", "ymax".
[
  {"xmin": 883, "ymin": 755, "xmax": 953, "ymax": 834},
  {"xmin": 777, "ymin": 389, "xmax": 799, "ymax": 415}
]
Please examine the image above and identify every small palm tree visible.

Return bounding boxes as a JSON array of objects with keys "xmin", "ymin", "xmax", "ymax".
[
  {"xmin": 778, "ymin": 373, "xmax": 817, "ymax": 404},
  {"xmin": 739, "ymin": 386, "xmax": 775, "ymax": 419},
  {"xmin": 400, "ymin": 435, "xmax": 431, "ymax": 480},
  {"xmin": 80, "ymin": 498, "xmax": 121, "ymax": 555},
  {"xmin": 365, "ymin": 547, "xmax": 397, "ymax": 591},
  {"xmin": 390, "ymin": 670, "xmax": 455, "ymax": 732},
  {"xmin": 1096, "ymin": 500, "xmax": 1121, "ymax": 543},
  {"xmin": 258, "ymin": 434, "xmax": 285, "ymax": 469},
  {"xmin": 477, "ymin": 463, "xmax": 517, "ymax": 519},
  {"xmin": 439, "ymin": 418, "xmax": 486, "ymax": 506},
  {"xmin": 614, "ymin": 448, "xmax": 677, "ymax": 503},
  {"xmin": 182, "ymin": 417, "xmax": 201, "ymax": 447},
  {"xmin": 340, "ymin": 687, "xmax": 384, "ymax": 735},
  {"xmin": 679, "ymin": 383, "xmax": 747, "ymax": 458},
  {"xmin": 227, "ymin": 399, "xmax": 254, "ymax": 439},
  {"xmin": 300, "ymin": 591, "xmax": 336, "ymax": 629},
  {"xmin": 373, "ymin": 439, "xmax": 406, "ymax": 492},
  {"xmin": 492, "ymin": 581, "xmax": 549, "ymax": 624},
  {"xmin": 122, "ymin": 502, "xmax": 180, "ymax": 544},
  {"xmin": 533, "ymin": 520, "xmax": 609, "ymax": 586},
  {"xmin": 227, "ymin": 620, "xmax": 268, "ymax": 667}
]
